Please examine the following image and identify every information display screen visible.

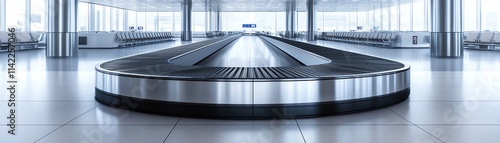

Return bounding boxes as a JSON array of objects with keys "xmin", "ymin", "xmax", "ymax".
[{"xmin": 243, "ymin": 24, "xmax": 257, "ymax": 28}]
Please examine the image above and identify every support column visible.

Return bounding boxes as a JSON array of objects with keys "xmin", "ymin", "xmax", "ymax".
[
  {"xmin": 286, "ymin": 0, "xmax": 297, "ymax": 38},
  {"xmin": 216, "ymin": 11, "xmax": 221, "ymax": 31},
  {"xmin": 25, "ymin": 0, "xmax": 31, "ymax": 32},
  {"xmin": 89, "ymin": 4, "xmax": 95, "ymax": 31},
  {"xmin": 46, "ymin": 0, "xmax": 78, "ymax": 57},
  {"xmin": 0, "ymin": 0, "xmax": 6, "ymax": 31},
  {"xmin": 430, "ymin": 0, "xmax": 463, "ymax": 58},
  {"xmin": 306, "ymin": 0, "xmax": 316, "ymax": 41},
  {"xmin": 181, "ymin": 0, "xmax": 192, "ymax": 41}
]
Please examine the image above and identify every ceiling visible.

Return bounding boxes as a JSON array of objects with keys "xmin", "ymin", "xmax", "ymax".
[{"xmin": 80, "ymin": 0, "xmax": 407, "ymax": 12}]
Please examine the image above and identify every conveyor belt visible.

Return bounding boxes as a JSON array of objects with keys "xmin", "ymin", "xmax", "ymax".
[
  {"xmin": 95, "ymin": 34, "xmax": 410, "ymax": 119},
  {"xmin": 196, "ymin": 35, "xmax": 303, "ymax": 67}
]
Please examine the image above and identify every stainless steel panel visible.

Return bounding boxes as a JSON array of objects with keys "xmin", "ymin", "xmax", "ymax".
[
  {"xmin": 46, "ymin": 32, "xmax": 78, "ymax": 57},
  {"xmin": 47, "ymin": 0, "xmax": 78, "ymax": 33},
  {"xmin": 96, "ymin": 69, "xmax": 409, "ymax": 105},
  {"xmin": 431, "ymin": 32, "xmax": 463, "ymax": 57},
  {"xmin": 181, "ymin": 0, "xmax": 192, "ymax": 41},
  {"xmin": 430, "ymin": 0, "xmax": 463, "ymax": 57},
  {"xmin": 430, "ymin": 0, "xmax": 462, "ymax": 32},
  {"xmin": 46, "ymin": 0, "xmax": 78, "ymax": 57},
  {"xmin": 306, "ymin": 0, "xmax": 316, "ymax": 41},
  {"xmin": 253, "ymin": 71, "xmax": 410, "ymax": 104},
  {"xmin": 96, "ymin": 72, "xmax": 253, "ymax": 104}
]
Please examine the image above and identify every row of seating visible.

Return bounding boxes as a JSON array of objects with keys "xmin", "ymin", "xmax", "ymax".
[
  {"xmin": 277, "ymin": 31, "xmax": 307, "ymax": 38},
  {"xmin": 116, "ymin": 32, "xmax": 174, "ymax": 46},
  {"xmin": 0, "ymin": 31, "xmax": 41, "ymax": 50},
  {"xmin": 318, "ymin": 31, "xmax": 397, "ymax": 46},
  {"xmin": 465, "ymin": 31, "xmax": 500, "ymax": 44},
  {"xmin": 206, "ymin": 31, "xmax": 242, "ymax": 38},
  {"xmin": 464, "ymin": 31, "xmax": 500, "ymax": 50}
]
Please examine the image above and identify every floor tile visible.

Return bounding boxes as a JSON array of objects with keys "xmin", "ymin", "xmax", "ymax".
[
  {"xmin": 165, "ymin": 124, "xmax": 304, "ymax": 143},
  {"xmin": 0, "ymin": 101, "xmax": 97, "ymax": 125},
  {"xmin": 36, "ymin": 125, "xmax": 173, "ymax": 143},
  {"xmin": 389, "ymin": 101, "xmax": 500, "ymax": 125},
  {"xmin": 69, "ymin": 105, "xmax": 180, "ymax": 125},
  {"xmin": 296, "ymin": 108, "xmax": 410, "ymax": 125},
  {"xmin": 300, "ymin": 125, "xmax": 442, "ymax": 143},
  {"xmin": 420, "ymin": 125, "xmax": 500, "ymax": 143},
  {"xmin": 178, "ymin": 117, "xmax": 296, "ymax": 126},
  {"xmin": 0, "ymin": 125, "xmax": 60, "ymax": 143}
]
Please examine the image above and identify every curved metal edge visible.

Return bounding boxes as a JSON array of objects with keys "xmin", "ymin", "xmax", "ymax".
[
  {"xmin": 95, "ymin": 69, "xmax": 409, "ymax": 104},
  {"xmin": 95, "ymin": 88, "xmax": 410, "ymax": 119},
  {"xmin": 94, "ymin": 62, "xmax": 410, "ymax": 82}
]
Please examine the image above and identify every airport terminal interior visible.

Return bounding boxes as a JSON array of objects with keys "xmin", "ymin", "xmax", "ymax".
[{"xmin": 1, "ymin": 0, "xmax": 500, "ymax": 142}]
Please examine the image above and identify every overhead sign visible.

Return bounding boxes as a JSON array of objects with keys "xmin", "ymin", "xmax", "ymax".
[{"xmin": 243, "ymin": 24, "xmax": 257, "ymax": 28}]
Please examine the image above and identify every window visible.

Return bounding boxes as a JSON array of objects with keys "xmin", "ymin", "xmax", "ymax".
[
  {"xmin": 30, "ymin": 0, "xmax": 46, "ymax": 31},
  {"xmin": 159, "ymin": 12, "xmax": 173, "ymax": 32},
  {"xmin": 463, "ymin": 0, "xmax": 478, "ymax": 31},
  {"xmin": 400, "ymin": 2, "xmax": 411, "ymax": 31},
  {"xmin": 78, "ymin": 2, "xmax": 89, "ymax": 31},
  {"xmin": 6, "ymin": 0, "xmax": 26, "ymax": 31},
  {"xmin": 482, "ymin": 0, "xmax": 499, "ymax": 31},
  {"xmin": 128, "ymin": 10, "xmax": 137, "ymax": 30},
  {"xmin": 193, "ymin": 12, "xmax": 206, "ymax": 32}
]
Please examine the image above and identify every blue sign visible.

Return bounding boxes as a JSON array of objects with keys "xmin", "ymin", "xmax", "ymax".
[{"xmin": 243, "ymin": 24, "xmax": 257, "ymax": 28}]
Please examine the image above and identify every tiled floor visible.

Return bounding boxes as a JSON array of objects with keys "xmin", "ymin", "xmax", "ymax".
[{"xmin": 1, "ymin": 38, "xmax": 500, "ymax": 143}]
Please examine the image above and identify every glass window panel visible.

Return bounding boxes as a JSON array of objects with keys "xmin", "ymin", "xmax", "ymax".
[
  {"xmin": 463, "ymin": 0, "xmax": 477, "ymax": 31},
  {"xmin": 482, "ymin": 0, "xmax": 499, "ymax": 31},
  {"xmin": 413, "ymin": 0, "xmax": 425, "ymax": 31},
  {"xmin": 400, "ymin": 2, "xmax": 411, "ymax": 31},
  {"xmin": 145, "ymin": 12, "xmax": 156, "ymax": 31},
  {"xmin": 137, "ymin": 12, "xmax": 146, "ymax": 30},
  {"xmin": 6, "ymin": 0, "xmax": 26, "ymax": 31},
  {"xmin": 78, "ymin": 2, "xmax": 89, "ymax": 31},
  {"xmin": 159, "ymin": 12, "xmax": 173, "ymax": 31},
  {"xmin": 193, "ymin": 12, "xmax": 206, "ymax": 32},
  {"xmin": 128, "ymin": 10, "xmax": 137, "ymax": 30},
  {"xmin": 174, "ymin": 12, "xmax": 181, "ymax": 32},
  {"xmin": 30, "ymin": 0, "xmax": 46, "ymax": 31}
]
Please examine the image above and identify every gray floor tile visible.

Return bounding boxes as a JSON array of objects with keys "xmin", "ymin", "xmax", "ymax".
[
  {"xmin": 388, "ymin": 101, "xmax": 500, "ymax": 125},
  {"xmin": 69, "ymin": 105, "xmax": 180, "ymax": 125},
  {"xmin": 300, "ymin": 125, "xmax": 442, "ymax": 143},
  {"xmin": 296, "ymin": 108, "xmax": 410, "ymax": 125},
  {"xmin": 420, "ymin": 125, "xmax": 500, "ymax": 143},
  {"xmin": 165, "ymin": 124, "xmax": 304, "ymax": 143},
  {"xmin": 0, "ymin": 101, "xmax": 96, "ymax": 125},
  {"xmin": 0, "ymin": 125, "xmax": 60, "ymax": 143},
  {"xmin": 36, "ymin": 125, "xmax": 173, "ymax": 143},
  {"xmin": 178, "ymin": 117, "xmax": 296, "ymax": 126}
]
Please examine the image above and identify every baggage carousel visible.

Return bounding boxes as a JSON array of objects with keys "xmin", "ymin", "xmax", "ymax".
[{"xmin": 95, "ymin": 34, "xmax": 410, "ymax": 119}]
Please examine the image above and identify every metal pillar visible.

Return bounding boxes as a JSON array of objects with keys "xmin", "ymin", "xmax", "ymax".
[
  {"xmin": 46, "ymin": 0, "xmax": 78, "ymax": 57},
  {"xmin": 306, "ymin": 0, "xmax": 316, "ymax": 41},
  {"xmin": 430, "ymin": 0, "xmax": 463, "ymax": 58},
  {"xmin": 89, "ymin": 4, "xmax": 95, "ymax": 31},
  {"xmin": 0, "ymin": 0, "xmax": 5, "ymax": 31},
  {"xmin": 181, "ymin": 0, "xmax": 192, "ymax": 41},
  {"xmin": 286, "ymin": 0, "xmax": 297, "ymax": 38},
  {"xmin": 25, "ymin": 0, "xmax": 31, "ymax": 32},
  {"xmin": 216, "ymin": 11, "xmax": 221, "ymax": 31}
]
